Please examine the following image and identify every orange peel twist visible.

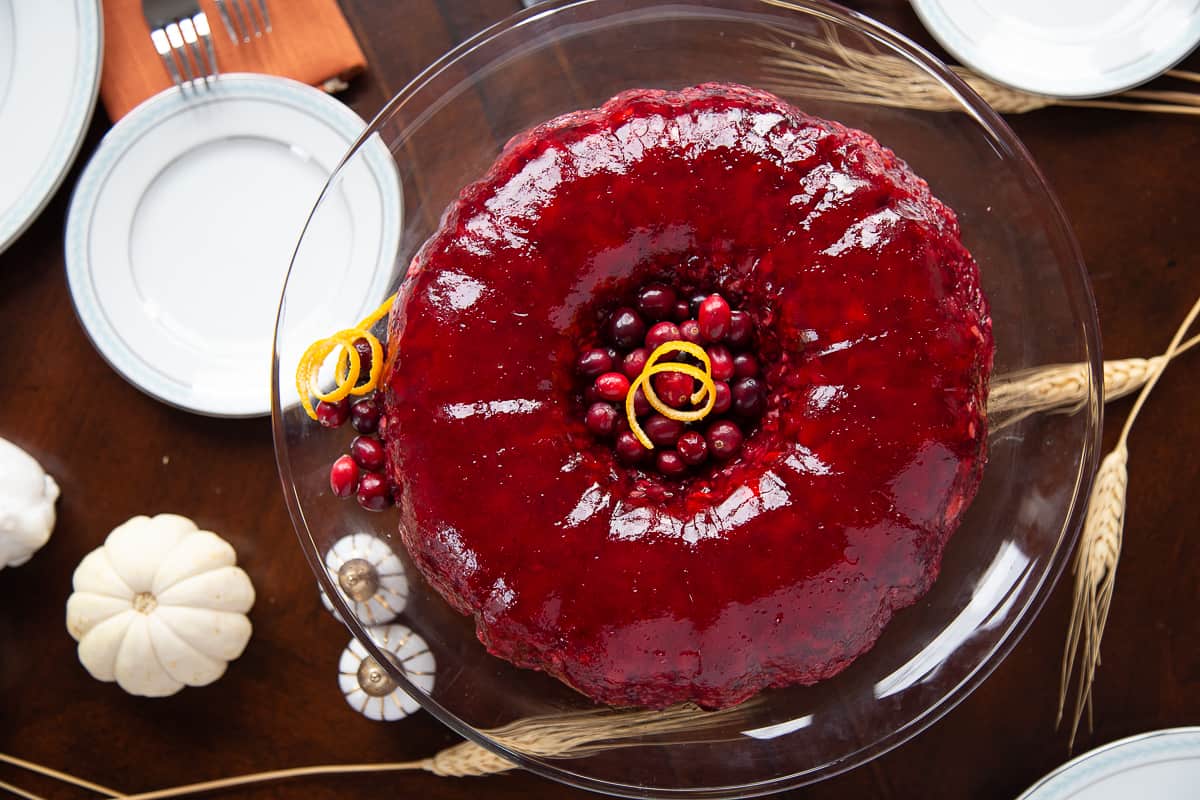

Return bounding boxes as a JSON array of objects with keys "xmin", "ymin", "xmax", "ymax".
[
  {"xmin": 296, "ymin": 293, "xmax": 397, "ymax": 420},
  {"xmin": 626, "ymin": 340, "xmax": 719, "ymax": 450}
]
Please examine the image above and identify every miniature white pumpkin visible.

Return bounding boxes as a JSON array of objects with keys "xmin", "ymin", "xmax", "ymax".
[
  {"xmin": 66, "ymin": 514, "xmax": 255, "ymax": 697},
  {"xmin": 339, "ymin": 624, "xmax": 435, "ymax": 721},
  {"xmin": 0, "ymin": 437, "xmax": 60, "ymax": 569}
]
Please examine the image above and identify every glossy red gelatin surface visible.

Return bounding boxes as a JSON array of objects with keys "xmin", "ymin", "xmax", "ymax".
[{"xmin": 382, "ymin": 84, "xmax": 994, "ymax": 708}]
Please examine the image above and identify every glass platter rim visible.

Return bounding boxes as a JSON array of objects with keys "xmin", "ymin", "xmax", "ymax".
[{"xmin": 270, "ymin": 0, "xmax": 1104, "ymax": 795}]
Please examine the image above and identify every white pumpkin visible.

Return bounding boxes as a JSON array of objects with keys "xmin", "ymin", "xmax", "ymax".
[
  {"xmin": 66, "ymin": 514, "xmax": 255, "ymax": 697},
  {"xmin": 0, "ymin": 437, "xmax": 60, "ymax": 569}
]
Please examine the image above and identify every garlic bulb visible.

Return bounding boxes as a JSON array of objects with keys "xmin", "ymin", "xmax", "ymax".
[
  {"xmin": 0, "ymin": 437, "xmax": 60, "ymax": 569},
  {"xmin": 66, "ymin": 514, "xmax": 255, "ymax": 697},
  {"xmin": 320, "ymin": 533, "xmax": 408, "ymax": 625},
  {"xmin": 338, "ymin": 625, "xmax": 434, "ymax": 721}
]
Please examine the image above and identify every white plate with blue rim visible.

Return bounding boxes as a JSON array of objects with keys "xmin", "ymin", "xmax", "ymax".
[
  {"xmin": 0, "ymin": 0, "xmax": 102, "ymax": 254},
  {"xmin": 1018, "ymin": 728, "xmax": 1200, "ymax": 799},
  {"xmin": 911, "ymin": 0, "xmax": 1200, "ymax": 98},
  {"xmin": 66, "ymin": 73, "xmax": 401, "ymax": 417}
]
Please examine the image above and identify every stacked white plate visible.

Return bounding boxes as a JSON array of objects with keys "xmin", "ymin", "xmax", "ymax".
[
  {"xmin": 0, "ymin": 0, "xmax": 101, "ymax": 253},
  {"xmin": 1019, "ymin": 728, "xmax": 1200, "ymax": 799},
  {"xmin": 66, "ymin": 74, "xmax": 401, "ymax": 417},
  {"xmin": 911, "ymin": 0, "xmax": 1200, "ymax": 97}
]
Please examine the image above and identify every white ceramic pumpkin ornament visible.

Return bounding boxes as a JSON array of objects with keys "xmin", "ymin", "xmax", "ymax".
[
  {"xmin": 338, "ymin": 624, "xmax": 435, "ymax": 721},
  {"xmin": 0, "ymin": 437, "xmax": 60, "ymax": 569},
  {"xmin": 320, "ymin": 533, "xmax": 408, "ymax": 625},
  {"xmin": 66, "ymin": 514, "xmax": 255, "ymax": 697}
]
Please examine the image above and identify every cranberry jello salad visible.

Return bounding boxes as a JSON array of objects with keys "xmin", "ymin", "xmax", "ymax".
[{"xmin": 299, "ymin": 83, "xmax": 993, "ymax": 709}]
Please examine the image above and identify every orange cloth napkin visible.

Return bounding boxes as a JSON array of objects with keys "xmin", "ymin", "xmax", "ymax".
[{"xmin": 99, "ymin": 0, "xmax": 366, "ymax": 120}]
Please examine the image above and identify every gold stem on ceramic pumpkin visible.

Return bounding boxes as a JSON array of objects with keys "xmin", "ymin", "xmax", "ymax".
[
  {"xmin": 356, "ymin": 656, "xmax": 398, "ymax": 698},
  {"xmin": 337, "ymin": 558, "xmax": 381, "ymax": 603}
]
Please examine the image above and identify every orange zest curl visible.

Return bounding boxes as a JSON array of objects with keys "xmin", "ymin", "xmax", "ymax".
[
  {"xmin": 626, "ymin": 340, "xmax": 719, "ymax": 450},
  {"xmin": 296, "ymin": 293, "xmax": 398, "ymax": 420}
]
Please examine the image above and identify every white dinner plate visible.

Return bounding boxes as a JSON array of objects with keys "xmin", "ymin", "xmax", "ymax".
[
  {"xmin": 66, "ymin": 74, "xmax": 401, "ymax": 417},
  {"xmin": 911, "ymin": 0, "xmax": 1200, "ymax": 98},
  {"xmin": 0, "ymin": 0, "xmax": 102, "ymax": 254},
  {"xmin": 1018, "ymin": 728, "xmax": 1200, "ymax": 799}
]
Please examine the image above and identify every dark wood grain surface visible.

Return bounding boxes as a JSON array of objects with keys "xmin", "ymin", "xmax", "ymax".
[{"xmin": 1, "ymin": 1, "xmax": 1197, "ymax": 798}]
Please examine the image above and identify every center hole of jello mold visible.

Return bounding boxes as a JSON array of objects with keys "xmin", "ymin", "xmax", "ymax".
[{"xmin": 574, "ymin": 280, "xmax": 769, "ymax": 481}]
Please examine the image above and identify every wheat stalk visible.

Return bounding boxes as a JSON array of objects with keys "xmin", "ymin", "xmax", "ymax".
[
  {"xmin": 753, "ymin": 24, "xmax": 1200, "ymax": 116},
  {"xmin": 0, "ymin": 702, "xmax": 756, "ymax": 799},
  {"xmin": 1058, "ymin": 445, "xmax": 1127, "ymax": 748},
  {"xmin": 987, "ymin": 332, "xmax": 1200, "ymax": 430},
  {"xmin": 1058, "ymin": 295, "xmax": 1200, "ymax": 749},
  {"xmin": 988, "ymin": 356, "xmax": 1162, "ymax": 430},
  {"xmin": 0, "ymin": 779, "xmax": 45, "ymax": 800}
]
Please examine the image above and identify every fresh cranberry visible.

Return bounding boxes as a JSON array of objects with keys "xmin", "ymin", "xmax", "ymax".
[
  {"xmin": 711, "ymin": 381, "xmax": 732, "ymax": 415},
  {"xmin": 329, "ymin": 455, "xmax": 359, "ymax": 498},
  {"xmin": 615, "ymin": 431, "xmax": 647, "ymax": 464},
  {"xmin": 595, "ymin": 372, "xmax": 632, "ymax": 402},
  {"xmin": 656, "ymin": 450, "xmax": 687, "ymax": 476},
  {"xmin": 671, "ymin": 301, "xmax": 691, "ymax": 322},
  {"xmin": 316, "ymin": 398, "xmax": 350, "ymax": 428},
  {"xmin": 676, "ymin": 431, "xmax": 708, "ymax": 466},
  {"xmin": 576, "ymin": 348, "xmax": 613, "ymax": 377},
  {"xmin": 645, "ymin": 321, "xmax": 682, "ymax": 351},
  {"xmin": 706, "ymin": 345, "xmax": 734, "ymax": 381},
  {"xmin": 644, "ymin": 414, "xmax": 685, "ymax": 447},
  {"xmin": 350, "ymin": 435, "xmax": 386, "ymax": 471},
  {"xmin": 632, "ymin": 386, "xmax": 651, "ymax": 416},
  {"xmin": 623, "ymin": 348, "xmax": 649, "ymax": 379},
  {"xmin": 707, "ymin": 420, "xmax": 744, "ymax": 461},
  {"xmin": 727, "ymin": 310, "xmax": 753, "ymax": 349},
  {"xmin": 607, "ymin": 307, "xmax": 646, "ymax": 349},
  {"xmin": 350, "ymin": 397, "xmax": 381, "ymax": 434},
  {"xmin": 733, "ymin": 352, "xmax": 760, "ymax": 378},
  {"xmin": 636, "ymin": 284, "xmax": 677, "ymax": 321},
  {"xmin": 653, "ymin": 371, "xmax": 693, "ymax": 408},
  {"xmin": 679, "ymin": 319, "xmax": 703, "ymax": 343},
  {"xmin": 731, "ymin": 377, "xmax": 766, "ymax": 418},
  {"xmin": 585, "ymin": 402, "xmax": 619, "ymax": 436},
  {"xmin": 352, "ymin": 338, "xmax": 373, "ymax": 380},
  {"xmin": 698, "ymin": 295, "xmax": 732, "ymax": 342},
  {"xmin": 688, "ymin": 292, "xmax": 709, "ymax": 316},
  {"xmin": 356, "ymin": 471, "xmax": 391, "ymax": 511}
]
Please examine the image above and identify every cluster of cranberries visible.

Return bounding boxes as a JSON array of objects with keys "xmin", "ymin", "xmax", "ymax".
[
  {"xmin": 578, "ymin": 284, "xmax": 766, "ymax": 477},
  {"xmin": 315, "ymin": 341, "xmax": 395, "ymax": 512}
]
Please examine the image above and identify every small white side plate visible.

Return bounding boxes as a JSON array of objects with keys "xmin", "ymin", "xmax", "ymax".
[
  {"xmin": 0, "ymin": 0, "xmax": 102, "ymax": 254},
  {"xmin": 911, "ymin": 0, "xmax": 1200, "ymax": 98},
  {"xmin": 1018, "ymin": 727, "xmax": 1200, "ymax": 799},
  {"xmin": 66, "ymin": 74, "xmax": 400, "ymax": 417}
]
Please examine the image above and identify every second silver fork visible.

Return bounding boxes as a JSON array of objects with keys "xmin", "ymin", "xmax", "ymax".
[{"xmin": 214, "ymin": 0, "xmax": 272, "ymax": 44}]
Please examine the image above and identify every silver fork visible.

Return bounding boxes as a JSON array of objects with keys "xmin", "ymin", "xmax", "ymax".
[
  {"xmin": 213, "ymin": 0, "xmax": 272, "ymax": 44},
  {"xmin": 143, "ymin": 0, "xmax": 217, "ymax": 92}
]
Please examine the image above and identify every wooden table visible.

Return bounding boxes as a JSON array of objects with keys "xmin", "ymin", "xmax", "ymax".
[{"xmin": 2, "ymin": 1, "xmax": 1197, "ymax": 798}]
